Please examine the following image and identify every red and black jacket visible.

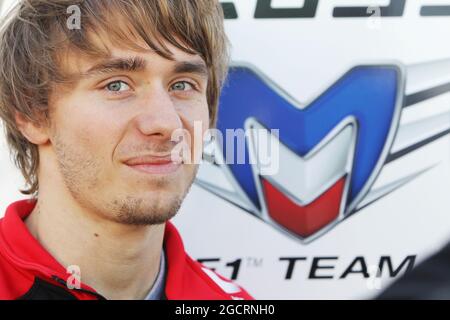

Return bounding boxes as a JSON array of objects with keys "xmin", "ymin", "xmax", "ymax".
[{"xmin": 0, "ymin": 200, "xmax": 253, "ymax": 300}]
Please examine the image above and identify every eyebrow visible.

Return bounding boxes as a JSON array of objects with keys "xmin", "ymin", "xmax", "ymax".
[
  {"xmin": 81, "ymin": 57, "xmax": 147, "ymax": 77},
  {"xmin": 173, "ymin": 61, "xmax": 209, "ymax": 79},
  {"xmin": 80, "ymin": 56, "xmax": 208, "ymax": 79}
]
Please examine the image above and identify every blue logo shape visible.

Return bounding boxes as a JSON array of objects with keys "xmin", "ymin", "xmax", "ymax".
[{"xmin": 216, "ymin": 65, "xmax": 403, "ymax": 227}]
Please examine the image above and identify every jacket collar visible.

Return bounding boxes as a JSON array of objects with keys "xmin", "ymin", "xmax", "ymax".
[
  {"xmin": 0, "ymin": 199, "xmax": 192, "ymax": 299},
  {"xmin": 0, "ymin": 199, "xmax": 67, "ymax": 280}
]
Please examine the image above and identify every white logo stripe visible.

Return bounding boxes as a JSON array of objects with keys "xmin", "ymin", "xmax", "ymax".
[{"xmin": 247, "ymin": 118, "xmax": 356, "ymax": 205}]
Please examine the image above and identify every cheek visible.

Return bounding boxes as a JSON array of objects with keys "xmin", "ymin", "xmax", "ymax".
[
  {"xmin": 52, "ymin": 99, "xmax": 124, "ymax": 167},
  {"xmin": 175, "ymin": 100, "xmax": 209, "ymax": 162},
  {"xmin": 175, "ymin": 96, "xmax": 209, "ymax": 124}
]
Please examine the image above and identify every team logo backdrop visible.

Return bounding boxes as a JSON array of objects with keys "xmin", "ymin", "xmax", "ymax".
[{"xmin": 2, "ymin": 0, "xmax": 450, "ymax": 299}]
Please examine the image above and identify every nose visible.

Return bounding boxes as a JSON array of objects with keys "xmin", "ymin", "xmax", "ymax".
[{"xmin": 133, "ymin": 85, "xmax": 183, "ymax": 140}]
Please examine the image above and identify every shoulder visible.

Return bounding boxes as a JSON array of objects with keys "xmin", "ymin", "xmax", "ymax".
[
  {"xmin": 0, "ymin": 223, "xmax": 34, "ymax": 299},
  {"xmin": 163, "ymin": 222, "xmax": 254, "ymax": 300},
  {"xmin": 185, "ymin": 254, "xmax": 254, "ymax": 300}
]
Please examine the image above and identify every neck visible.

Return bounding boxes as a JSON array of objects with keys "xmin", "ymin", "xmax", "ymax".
[{"xmin": 25, "ymin": 189, "xmax": 165, "ymax": 300}]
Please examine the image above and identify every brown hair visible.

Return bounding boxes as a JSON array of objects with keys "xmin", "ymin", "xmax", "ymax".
[{"xmin": 0, "ymin": 0, "xmax": 230, "ymax": 196}]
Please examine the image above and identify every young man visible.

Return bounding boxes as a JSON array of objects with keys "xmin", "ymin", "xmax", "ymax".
[{"xmin": 0, "ymin": 0, "xmax": 253, "ymax": 300}]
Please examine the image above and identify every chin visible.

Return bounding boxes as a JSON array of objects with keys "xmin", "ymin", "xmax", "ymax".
[{"xmin": 108, "ymin": 193, "xmax": 183, "ymax": 226}]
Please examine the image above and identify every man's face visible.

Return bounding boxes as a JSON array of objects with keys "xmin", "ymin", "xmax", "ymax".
[{"xmin": 47, "ymin": 39, "xmax": 210, "ymax": 225}]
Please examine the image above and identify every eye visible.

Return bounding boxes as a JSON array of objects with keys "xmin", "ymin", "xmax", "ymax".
[
  {"xmin": 170, "ymin": 81, "xmax": 195, "ymax": 92},
  {"xmin": 105, "ymin": 80, "xmax": 130, "ymax": 92}
]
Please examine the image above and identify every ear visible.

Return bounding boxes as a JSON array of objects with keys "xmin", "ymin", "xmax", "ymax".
[{"xmin": 14, "ymin": 112, "xmax": 50, "ymax": 145}]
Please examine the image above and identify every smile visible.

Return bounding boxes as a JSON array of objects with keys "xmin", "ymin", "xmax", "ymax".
[{"xmin": 124, "ymin": 155, "xmax": 182, "ymax": 175}]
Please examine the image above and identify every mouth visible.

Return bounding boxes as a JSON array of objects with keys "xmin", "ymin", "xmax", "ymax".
[{"xmin": 124, "ymin": 155, "xmax": 182, "ymax": 175}]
